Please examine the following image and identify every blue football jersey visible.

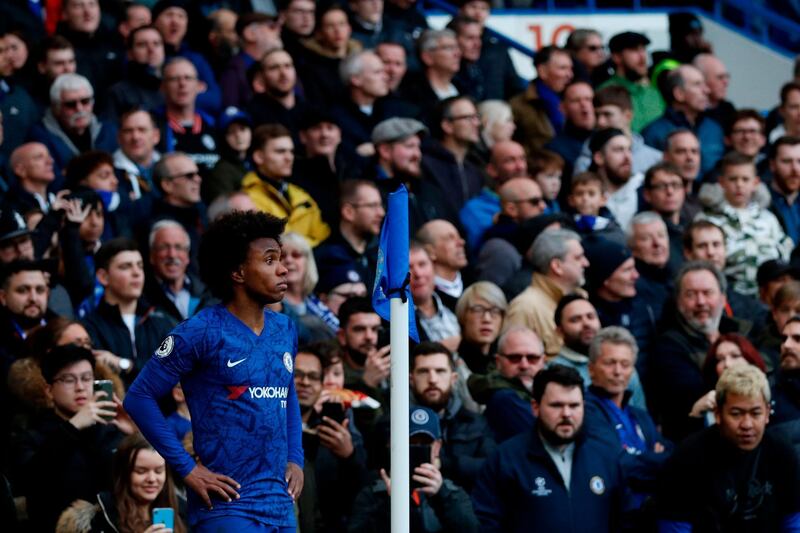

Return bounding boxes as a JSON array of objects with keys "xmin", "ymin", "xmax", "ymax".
[{"xmin": 125, "ymin": 304, "xmax": 303, "ymax": 527}]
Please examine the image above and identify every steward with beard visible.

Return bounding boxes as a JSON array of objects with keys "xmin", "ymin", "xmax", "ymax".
[
  {"xmin": 648, "ymin": 261, "xmax": 751, "ymax": 442},
  {"xmin": 472, "ymin": 364, "xmax": 627, "ymax": 533},
  {"xmin": 410, "ymin": 342, "xmax": 495, "ymax": 492}
]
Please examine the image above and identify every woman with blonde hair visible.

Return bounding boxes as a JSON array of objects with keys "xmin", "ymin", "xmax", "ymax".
[{"xmin": 281, "ymin": 232, "xmax": 337, "ymax": 341}]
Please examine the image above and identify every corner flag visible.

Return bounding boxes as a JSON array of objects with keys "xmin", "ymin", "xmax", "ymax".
[{"xmin": 372, "ymin": 184, "xmax": 419, "ymax": 342}]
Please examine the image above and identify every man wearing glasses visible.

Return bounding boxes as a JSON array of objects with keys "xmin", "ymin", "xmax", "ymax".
[
  {"xmin": 293, "ymin": 345, "xmax": 367, "ymax": 531},
  {"xmin": 159, "ymin": 57, "xmax": 220, "ymax": 173},
  {"xmin": 29, "ymin": 72, "xmax": 118, "ymax": 181},
  {"xmin": 315, "ymin": 180, "xmax": 384, "ymax": 289},
  {"xmin": 150, "ymin": 152, "xmax": 208, "ymax": 272},
  {"xmin": 145, "ymin": 219, "xmax": 215, "ymax": 322},
  {"xmin": 421, "ymin": 95, "xmax": 484, "ymax": 225},
  {"xmin": 468, "ymin": 326, "xmax": 545, "ymax": 443},
  {"xmin": 642, "ymin": 162, "xmax": 688, "ymax": 270},
  {"xmin": 15, "ymin": 344, "xmax": 134, "ymax": 531}
]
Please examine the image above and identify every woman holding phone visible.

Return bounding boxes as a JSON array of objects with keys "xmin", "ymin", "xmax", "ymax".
[{"xmin": 56, "ymin": 433, "xmax": 186, "ymax": 533}]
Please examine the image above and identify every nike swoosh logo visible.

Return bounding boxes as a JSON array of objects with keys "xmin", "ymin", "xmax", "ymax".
[{"xmin": 227, "ymin": 358, "xmax": 247, "ymax": 368}]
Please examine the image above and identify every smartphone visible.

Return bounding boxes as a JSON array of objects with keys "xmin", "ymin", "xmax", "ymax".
[
  {"xmin": 302, "ymin": 429, "xmax": 319, "ymax": 459},
  {"xmin": 321, "ymin": 402, "xmax": 346, "ymax": 424},
  {"xmin": 152, "ymin": 508, "xmax": 174, "ymax": 529},
  {"xmin": 93, "ymin": 380, "xmax": 115, "ymax": 421},
  {"xmin": 409, "ymin": 444, "xmax": 431, "ymax": 490},
  {"xmin": 377, "ymin": 325, "xmax": 390, "ymax": 349}
]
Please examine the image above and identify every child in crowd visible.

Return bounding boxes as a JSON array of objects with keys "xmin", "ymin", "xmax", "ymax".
[
  {"xmin": 166, "ymin": 383, "xmax": 192, "ymax": 442},
  {"xmin": 529, "ymin": 149, "xmax": 564, "ymax": 214},
  {"xmin": 567, "ymin": 171, "xmax": 625, "ymax": 245},
  {"xmin": 203, "ymin": 107, "xmax": 253, "ymax": 204},
  {"xmin": 697, "ymin": 152, "xmax": 793, "ymax": 295}
]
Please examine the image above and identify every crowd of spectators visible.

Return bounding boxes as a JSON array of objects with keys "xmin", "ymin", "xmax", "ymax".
[{"xmin": 1, "ymin": 0, "xmax": 800, "ymax": 531}]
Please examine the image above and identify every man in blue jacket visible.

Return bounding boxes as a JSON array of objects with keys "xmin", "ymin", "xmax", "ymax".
[
  {"xmin": 472, "ymin": 364, "xmax": 627, "ymax": 533},
  {"xmin": 583, "ymin": 326, "xmax": 670, "ymax": 509}
]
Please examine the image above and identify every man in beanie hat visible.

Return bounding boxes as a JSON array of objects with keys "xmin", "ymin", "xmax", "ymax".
[
  {"xmin": 582, "ymin": 235, "xmax": 659, "ymax": 376},
  {"xmin": 316, "ymin": 262, "xmax": 367, "ymax": 318},
  {"xmin": 597, "ymin": 31, "xmax": 664, "ymax": 132},
  {"xmin": 590, "ymin": 127, "xmax": 643, "ymax": 229},
  {"xmin": 0, "ymin": 209, "xmax": 33, "ymax": 264},
  {"xmin": 294, "ymin": 108, "xmax": 350, "ymax": 227},
  {"xmin": 348, "ymin": 404, "xmax": 479, "ymax": 532}
]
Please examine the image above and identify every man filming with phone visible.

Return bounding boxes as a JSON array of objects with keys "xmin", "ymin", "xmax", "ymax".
[
  {"xmin": 348, "ymin": 406, "xmax": 479, "ymax": 533},
  {"xmin": 12, "ymin": 344, "xmax": 135, "ymax": 531},
  {"xmin": 294, "ymin": 345, "xmax": 369, "ymax": 531},
  {"xmin": 410, "ymin": 342, "xmax": 495, "ymax": 492}
]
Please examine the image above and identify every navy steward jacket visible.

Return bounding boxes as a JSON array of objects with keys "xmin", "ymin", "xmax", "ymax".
[{"xmin": 472, "ymin": 422, "xmax": 626, "ymax": 533}]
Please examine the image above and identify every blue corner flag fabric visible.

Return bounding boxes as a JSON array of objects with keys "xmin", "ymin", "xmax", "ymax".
[{"xmin": 372, "ymin": 184, "xmax": 419, "ymax": 342}]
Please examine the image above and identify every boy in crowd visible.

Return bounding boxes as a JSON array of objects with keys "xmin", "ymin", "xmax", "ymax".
[
  {"xmin": 529, "ymin": 149, "xmax": 564, "ymax": 214},
  {"xmin": 567, "ymin": 171, "xmax": 625, "ymax": 245},
  {"xmin": 696, "ymin": 152, "xmax": 793, "ymax": 295}
]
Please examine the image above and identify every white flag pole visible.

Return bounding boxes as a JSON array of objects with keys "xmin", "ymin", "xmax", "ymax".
[{"xmin": 390, "ymin": 295, "xmax": 410, "ymax": 533}]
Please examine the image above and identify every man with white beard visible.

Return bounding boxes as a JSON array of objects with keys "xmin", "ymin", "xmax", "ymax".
[
  {"xmin": 647, "ymin": 261, "xmax": 751, "ymax": 441},
  {"xmin": 144, "ymin": 220, "xmax": 215, "ymax": 322}
]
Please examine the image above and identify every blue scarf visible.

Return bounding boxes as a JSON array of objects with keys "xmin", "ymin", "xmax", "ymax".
[
  {"xmin": 599, "ymin": 397, "xmax": 647, "ymax": 454},
  {"xmin": 535, "ymin": 79, "xmax": 564, "ymax": 134}
]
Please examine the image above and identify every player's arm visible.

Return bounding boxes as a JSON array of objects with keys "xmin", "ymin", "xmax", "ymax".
[
  {"xmin": 285, "ymin": 329, "xmax": 304, "ymax": 499},
  {"xmin": 124, "ymin": 335, "xmax": 241, "ymax": 508}
]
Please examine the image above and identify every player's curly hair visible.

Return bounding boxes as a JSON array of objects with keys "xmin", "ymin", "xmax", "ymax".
[{"xmin": 199, "ymin": 210, "xmax": 286, "ymax": 302}]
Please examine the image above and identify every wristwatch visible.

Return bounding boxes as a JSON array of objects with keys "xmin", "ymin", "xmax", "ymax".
[{"xmin": 119, "ymin": 358, "xmax": 132, "ymax": 372}]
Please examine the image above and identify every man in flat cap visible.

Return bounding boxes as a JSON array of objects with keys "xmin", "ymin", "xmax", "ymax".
[
  {"xmin": 597, "ymin": 32, "xmax": 664, "ymax": 132},
  {"xmin": 367, "ymin": 117, "xmax": 443, "ymax": 233}
]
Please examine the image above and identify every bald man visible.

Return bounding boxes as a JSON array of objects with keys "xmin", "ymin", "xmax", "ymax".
[
  {"xmin": 417, "ymin": 219, "xmax": 470, "ymax": 310},
  {"xmin": 693, "ymin": 53, "xmax": 735, "ymax": 130},
  {"xmin": 498, "ymin": 178, "xmax": 546, "ymax": 224},
  {"xmin": 6, "ymin": 142, "xmax": 56, "ymax": 214},
  {"xmin": 460, "ymin": 140, "xmax": 529, "ymax": 250},
  {"xmin": 642, "ymin": 64, "xmax": 725, "ymax": 176}
]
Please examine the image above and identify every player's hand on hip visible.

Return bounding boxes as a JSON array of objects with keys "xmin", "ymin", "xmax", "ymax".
[
  {"xmin": 285, "ymin": 462, "xmax": 304, "ymax": 501},
  {"xmin": 184, "ymin": 464, "xmax": 241, "ymax": 509},
  {"xmin": 318, "ymin": 417, "xmax": 354, "ymax": 458}
]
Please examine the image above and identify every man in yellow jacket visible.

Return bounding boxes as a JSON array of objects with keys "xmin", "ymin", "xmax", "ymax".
[{"xmin": 241, "ymin": 123, "xmax": 330, "ymax": 246}]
